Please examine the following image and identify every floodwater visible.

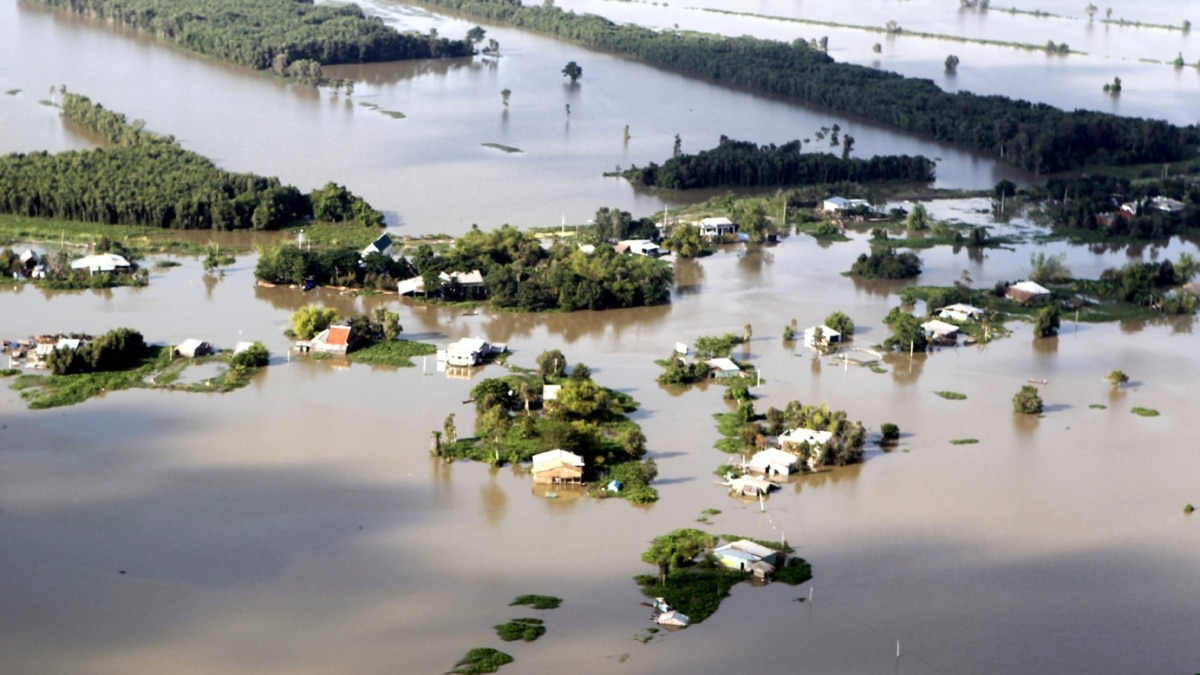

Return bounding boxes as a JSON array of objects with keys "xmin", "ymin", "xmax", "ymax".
[
  {"xmin": 3, "ymin": 1, "xmax": 1200, "ymax": 673},
  {"xmin": 4, "ymin": 222, "xmax": 1200, "ymax": 673}
]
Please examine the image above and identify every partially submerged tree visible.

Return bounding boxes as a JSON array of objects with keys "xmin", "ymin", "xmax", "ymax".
[
  {"xmin": 561, "ymin": 60, "xmax": 582, "ymax": 83},
  {"xmin": 1032, "ymin": 304, "xmax": 1061, "ymax": 338},
  {"xmin": 1012, "ymin": 385, "xmax": 1044, "ymax": 414},
  {"xmin": 641, "ymin": 528, "xmax": 711, "ymax": 584},
  {"xmin": 1105, "ymin": 369, "xmax": 1130, "ymax": 388},
  {"xmin": 290, "ymin": 305, "xmax": 340, "ymax": 340}
]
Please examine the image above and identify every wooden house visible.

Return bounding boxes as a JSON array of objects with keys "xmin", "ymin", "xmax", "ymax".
[{"xmin": 531, "ymin": 449, "xmax": 585, "ymax": 485}]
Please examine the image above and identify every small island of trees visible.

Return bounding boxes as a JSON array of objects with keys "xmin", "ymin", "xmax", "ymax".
[{"xmin": 0, "ymin": 93, "xmax": 382, "ymax": 231}]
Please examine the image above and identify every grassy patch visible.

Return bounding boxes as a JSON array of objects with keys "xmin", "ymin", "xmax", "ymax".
[
  {"xmin": 1089, "ymin": 403, "xmax": 1108, "ymax": 410},
  {"xmin": 449, "ymin": 648, "xmax": 513, "ymax": 675},
  {"xmin": 345, "ymin": 339, "xmax": 436, "ymax": 367},
  {"xmin": 1, "ymin": 368, "xmax": 20, "ymax": 377},
  {"xmin": 949, "ymin": 438, "xmax": 979, "ymax": 445},
  {"xmin": 482, "ymin": 142, "xmax": 522, "ymax": 154},
  {"xmin": 10, "ymin": 347, "xmax": 265, "ymax": 409},
  {"xmin": 935, "ymin": 391, "xmax": 967, "ymax": 400},
  {"xmin": 6, "ymin": 88, "xmax": 21, "ymax": 95},
  {"xmin": 1131, "ymin": 407, "xmax": 1160, "ymax": 417},
  {"xmin": 701, "ymin": 508, "xmax": 721, "ymax": 516},
  {"xmin": 155, "ymin": 259, "xmax": 183, "ymax": 268},
  {"xmin": 494, "ymin": 617, "xmax": 545, "ymax": 642},
  {"xmin": 509, "ymin": 594, "xmax": 561, "ymax": 610}
]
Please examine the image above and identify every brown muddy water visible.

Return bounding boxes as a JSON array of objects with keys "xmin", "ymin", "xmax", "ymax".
[
  {"xmin": 3, "ymin": 224, "xmax": 1200, "ymax": 673},
  {"xmin": 2, "ymin": 0, "xmax": 1200, "ymax": 671}
]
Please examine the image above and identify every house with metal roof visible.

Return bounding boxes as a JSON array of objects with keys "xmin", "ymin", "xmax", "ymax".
[
  {"xmin": 309, "ymin": 325, "xmax": 355, "ymax": 355},
  {"xmin": 725, "ymin": 474, "xmax": 779, "ymax": 497},
  {"xmin": 938, "ymin": 303, "xmax": 984, "ymax": 322},
  {"xmin": 360, "ymin": 233, "xmax": 393, "ymax": 258},
  {"xmin": 746, "ymin": 448, "xmax": 800, "ymax": 476},
  {"xmin": 706, "ymin": 357, "xmax": 742, "ymax": 379},
  {"xmin": 442, "ymin": 337, "xmax": 491, "ymax": 366},
  {"xmin": 531, "ymin": 449, "xmax": 585, "ymax": 485},
  {"xmin": 921, "ymin": 319, "xmax": 960, "ymax": 341},
  {"xmin": 1006, "ymin": 280, "xmax": 1051, "ymax": 304},
  {"xmin": 69, "ymin": 253, "xmax": 131, "ymax": 275},
  {"xmin": 778, "ymin": 428, "xmax": 833, "ymax": 450},
  {"xmin": 803, "ymin": 325, "xmax": 842, "ymax": 349},
  {"xmin": 175, "ymin": 339, "xmax": 214, "ymax": 358},
  {"xmin": 697, "ymin": 216, "xmax": 737, "ymax": 238}
]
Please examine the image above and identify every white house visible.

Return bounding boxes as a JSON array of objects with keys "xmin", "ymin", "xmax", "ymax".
[
  {"xmin": 803, "ymin": 325, "xmax": 841, "ymax": 348},
  {"xmin": 921, "ymin": 319, "xmax": 960, "ymax": 340},
  {"xmin": 747, "ymin": 448, "xmax": 799, "ymax": 476},
  {"xmin": 822, "ymin": 196, "xmax": 871, "ymax": 213},
  {"xmin": 360, "ymin": 233, "xmax": 393, "ymax": 258},
  {"xmin": 70, "ymin": 253, "xmax": 131, "ymax": 275},
  {"xmin": 616, "ymin": 240, "xmax": 661, "ymax": 257},
  {"xmin": 938, "ymin": 303, "xmax": 983, "ymax": 322},
  {"xmin": 697, "ymin": 216, "xmax": 737, "ymax": 238},
  {"xmin": 706, "ymin": 357, "xmax": 742, "ymax": 378},
  {"xmin": 778, "ymin": 428, "xmax": 833, "ymax": 449},
  {"xmin": 442, "ymin": 337, "xmax": 491, "ymax": 366}
]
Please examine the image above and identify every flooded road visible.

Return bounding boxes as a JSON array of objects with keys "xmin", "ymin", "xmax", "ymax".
[
  {"xmin": 3, "ymin": 225, "xmax": 1199, "ymax": 673},
  {"xmin": 2, "ymin": 0, "xmax": 1200, "ymax": 671}
]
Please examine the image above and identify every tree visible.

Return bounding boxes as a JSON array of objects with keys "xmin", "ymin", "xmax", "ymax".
[
  {"xmin": 290, "ymin": 305, "xmax": 340, "ymax": 340},
  {"xmin": 1105, "ymin": 370, "xmax": 1129, "ymax": 388},
  {"xmin": 1032, "ymin": 304, "xmax": 1060, "ymax": 338},
  {"xmin": 1085, "ymin": 3, "xmax": 1097, "ymax": 21},
  {"xmin": 466, "ymin": 26, "xmax": 486, "ymax": 45},
  {"xmin": 537, "ymin": 349, "xmax": 567, "ymax": 378},
  {"xmin": 824, "ymin": 311, "xmax": 855, "ymax": 336},
  {"xmin": 1030, "ymin": 252, "xmax": 1071, "ymax": 284},
  {"xmin": 1176, "ymin": 253, "xmax": 1199, "ymax": 282},
  {"xmin": 641, "ymin": 528, "xmax": 710, "ymax": 584},
  {"xmin": 443, "ymin": 413, "xmax": 458, "ymax": 444},
  {"xmin": 229, "ymin": 341, "xmax": 269, "ymax": 370},
  {"xmin": 561, "ymin": 61, "xmax": 582, "ymax": 83},
  {"xmin": 1012, "ymin": 385, "xmax": 1044, "ymax": 414},
  {"xmin": 673, "ymin": 133, "xmax": 682, "ymax": 158},
  {"xmin": 905, "ymin": 202, "xmax": 929, "ymax": 231},
  {"xmin": 872, "ymin": 42, "xmax": 882, "ymax": 54},
  {"xmin": 881, "ymin": 307, "xmax": 928, "ymax": 352},
  {"xmin": 486, "ymin": 38, "xmax": 500, "ymax": 55},
  {"xmin": 552, "ymin": 378, "xmax": 610, "ymax": 422},
  {"xmin": 664, "ymin": 223, "xmax": 705, "ymax": 258},
  {"xmin": 945, "ymin": 54, "xmax": 960, "ymax": 73},
  {"xmin": 500, "ymin": 88, "xmax": 511, "ymax": 107}
]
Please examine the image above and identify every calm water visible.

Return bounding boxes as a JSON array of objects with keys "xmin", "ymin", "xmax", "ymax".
[{"xmin": 2, "ymin": 1, "xmax": 1200, "ymax": 672}]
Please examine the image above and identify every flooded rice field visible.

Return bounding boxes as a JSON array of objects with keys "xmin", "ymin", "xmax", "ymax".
[{"xmin": 2, "ymin": 0, "xmax": 1200, "ymax": 671}]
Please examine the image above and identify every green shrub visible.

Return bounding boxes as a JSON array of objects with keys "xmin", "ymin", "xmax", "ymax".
[
  {"xmin": 449, "ymin": 648, "xmax": 513, "ymax": 675},
  {"xmin": 509, "ymin": 594, "xmax": 561, "ymax": 610},
  {"xmin": 935, "ymin": 391, "xmax": 967, "ymax": 400},
  {"xmin": 774, "ymin": 557, "xmax": 813, "ymax": 585},
  {"xmin": 880, "ymin": 423, "xmax": 900, "ymax": 442},
  {"xmin": 494, "ymin": 617, "xmax": 545, "ymax": 642},
  {"xmin": 1012, "ymin": 385, "xmax": 1043, "ymax": 414},
  {"xmin": 1131, "ymin": 407, "xmax": 1159, "ymax": 417}
]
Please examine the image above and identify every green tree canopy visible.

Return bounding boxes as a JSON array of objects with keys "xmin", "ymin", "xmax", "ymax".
[{"xmin": 290, "ymin": 305, "xmax": 340, "ymax": 340}]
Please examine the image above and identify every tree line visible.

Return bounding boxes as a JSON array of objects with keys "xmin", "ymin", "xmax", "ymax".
[
  {"xmin": 413, "ymin": 0, "xmax": 1199, "ymax": 173},
  {"xmin": 623, "ymin": 136, "xmax": 934, "ymax": 189},
  {"xmin": 30, "ymin": 0, "xmax": 474, "ymax": 72},
  {"xmin": 0, "ymin": 93, "xmax": 382, "ymax": 230}
]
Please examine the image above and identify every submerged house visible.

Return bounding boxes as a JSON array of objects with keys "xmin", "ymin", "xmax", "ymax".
[
  {"xmin": 746, "ymin": 448, "xmax": 800, "ymax": 476},
  {"xmin": 938, "ymin": 303, "xmax": 983, "ymax": 322},
  {"xmin": 803, "ymin": 325, "xmax": 842, "ymax": 349},
  {"xmin": 1006, "ymin": 280, "xmax": 1051, "ymax": 304},
  {"xmin": 822, "ymin": 196, "xmax": 871, "ymax": 214},
  {"xmin": 713, "ymin": 540, "xmax": 782, "ymax": 580},
  {"xmin": 308, "ymin": 325, "xmax": 356, "ymax": 355},
  {"xmin": 921, "ymin": 319, "xmax": 960, "ymax": 342},
  {"xmin": 443, "ymin": 337, "xmax": 490, "ymax": 366},
  {"xmin": 175, "ymin": 339, "xmax": 214, "ymax": 358},
  {"xmin": 778, "ymin": 428, "xmax": 833, "ymax": 451},
  {"xmin": 530, "ymin": 449, "xmax": 585, "ymax": 485},
  {"xmin": 726, "ymin": 474, "xmax": 779, "ymax": 497},
  {"xmin": 697, "ymin": 216, "xmax": 737, "ymax": 238},
  {"xmin": 69, "ymin": 253, "xmax": 131, "ymax": 275},
  {"xmin": 706, "ymin": 357, "xmax": 742, "ymax": 379}
]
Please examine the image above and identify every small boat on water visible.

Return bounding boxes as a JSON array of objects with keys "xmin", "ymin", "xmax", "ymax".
[{"xmin": 647, "ymin": 597, "xmax": 690, "ymax": 627}]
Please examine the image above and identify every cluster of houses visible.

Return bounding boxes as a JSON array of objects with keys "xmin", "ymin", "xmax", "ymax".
[
  {"xmin": 1097, "ymin": 196, "xmax": 1186, "ymax": 228},
  {"xmin": 3, "ymin": 334, "xmax": 92, "ymax": 368},
  {"xmin": 720, "ymin": 427, "xmax": 836, "ymax": 497},
  {"xmin": 7, "ymin": 249, "xmax": 134, "ymax": 281},
  {"xmin": 396, "ymin": 269, "xmax": 485, "ymax": 297}
]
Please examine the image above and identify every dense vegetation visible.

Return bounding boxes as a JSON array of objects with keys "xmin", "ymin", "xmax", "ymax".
[
  {"xmin": 436, "ymin": 353, "xmax": 658, "ymax": 503},
  {"xmin": 406, "ymin": 225, "xmax": 673, "ymax": 311},
  {"xmin": 714, "ymin": 395, "xmax": 867, "ymax": 467},
  {"xmin": 623, "ymin": 137, "xmax": 934, "ymax": 190},
  {"xmin": 413, "ymin": 0, "xmax": 1198, "ymax": 173},
  {"xmin": 31, "ymin": 0, "xmax": 474, "ymax": 71},
  {"xmin": 44, "ymin": 327, "xmax": 149, "ymax": 375},
  {"xmin": 0, "ymin": 93, "xmax": 381, "ymax": 230},
  {"xmin": 848, "ymin": 248, "xmax": 923, "ymax": 279},
  {"xmin": 1034, "ymin": 175, "xmax": 1200, "ymax": 239},
  {"xmin": 258, "ymin": 244, "xmax": 410, "ymax": 289}
]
